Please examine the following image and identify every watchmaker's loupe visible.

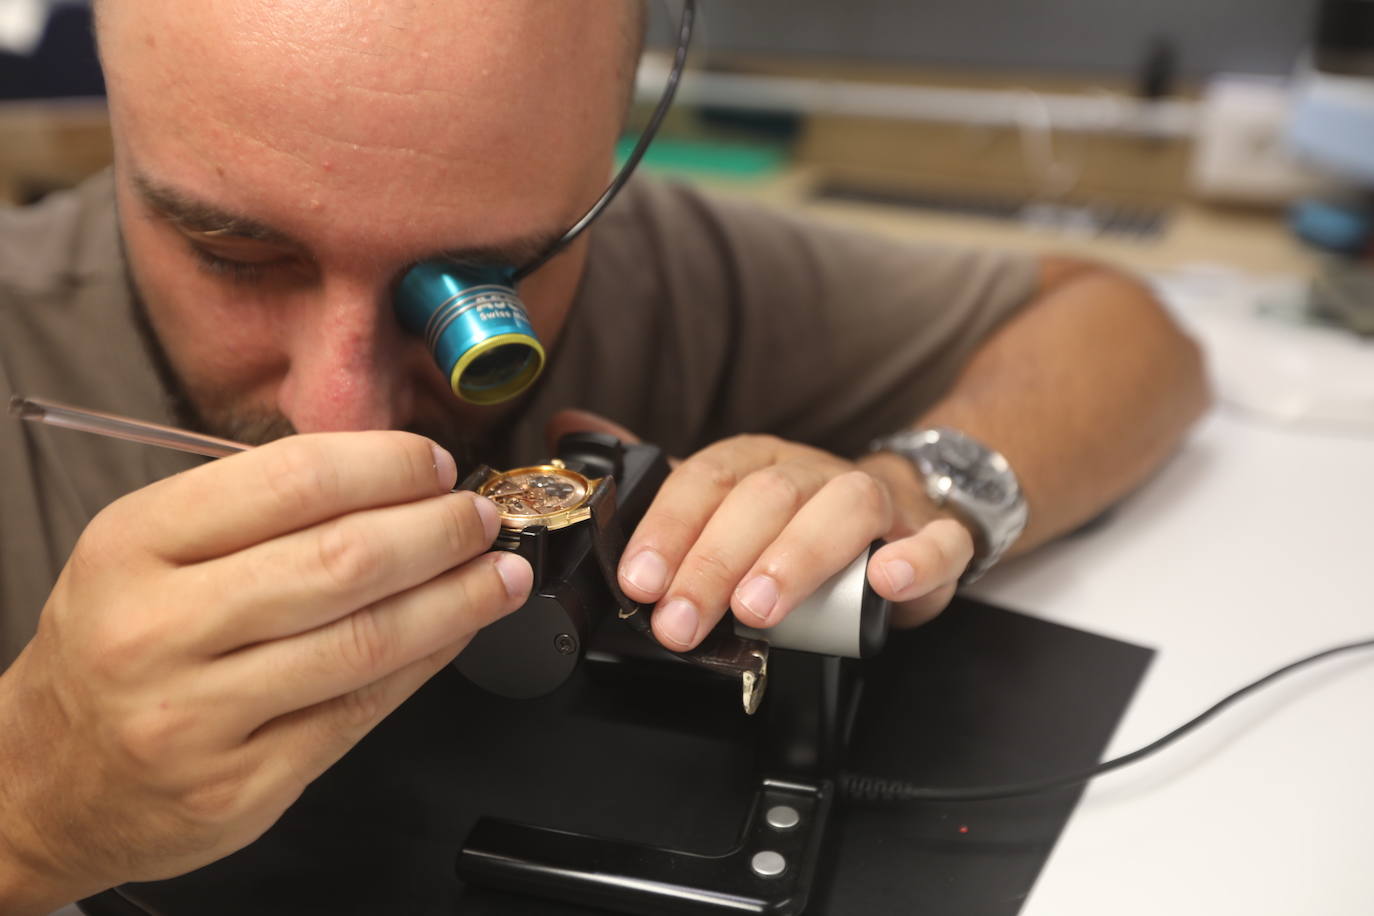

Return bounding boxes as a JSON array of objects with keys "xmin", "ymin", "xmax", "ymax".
[
  {"xmin": 393, "ymin": 263, "xmax": 544, "ymax": 405},
  {"xmin": 392, "ymin": 0, "xmax": 696, "ymax": 405}
]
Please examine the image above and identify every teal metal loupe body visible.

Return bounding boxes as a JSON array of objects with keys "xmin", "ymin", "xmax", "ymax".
[
  {"xmin": 390, "ymin": 0, "xmax": 693, "ymax": 407},
  {"xmin": 394, "ymin": 262, "xmax": 545, "ymax": 406}
]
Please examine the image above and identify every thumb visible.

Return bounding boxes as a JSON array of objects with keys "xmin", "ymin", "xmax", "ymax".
[{"xmin": 545, "ymin": 408, "xmax": 642, "ymax": 454}]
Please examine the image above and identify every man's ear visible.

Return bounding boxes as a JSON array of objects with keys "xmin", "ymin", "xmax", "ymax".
[{"xmin": 544, "ymin": 409, "xmax": 642, "ymax": 454}]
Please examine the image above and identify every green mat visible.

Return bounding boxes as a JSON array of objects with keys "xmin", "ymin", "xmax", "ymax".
[{"xmin": 614, "ymin": 135, "xmax": 788, "ymax": 179}]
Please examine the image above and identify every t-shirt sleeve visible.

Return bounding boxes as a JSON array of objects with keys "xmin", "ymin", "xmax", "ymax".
[
  {"xmin": 510, "ymin": 178, "xmax": 1040, "ymax": 462},
  {"xmin": 671, "ymin": 182, "xmax": 1038, "ymax": 457}
]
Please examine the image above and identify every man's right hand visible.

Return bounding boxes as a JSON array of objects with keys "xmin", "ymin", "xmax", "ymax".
[{"xmin": 0, "ymin": 431, "xmax": 531, "ymax": 913}]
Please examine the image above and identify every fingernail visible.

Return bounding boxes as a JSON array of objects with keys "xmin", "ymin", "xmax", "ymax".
[
  {"xmin": 473, "ymin": 496, "xmax": 501, "ymax": 543},
  {"xmin": 655, "ymin": 598, "xmax": 699, "ymax": 649},
  {"xmin": 882, "ymin": 559, "xmax": 915, "ymax": 596},
  {"xmin": 492, "ymin": 552, "xmax": 532, "ymax": 602},
  {"xmin": 735, "ymin": 575, "xmax": 780, "ymax": 625},
  {"xmin": 621, "ymin": 549, "xmax": 668, "ymax": 597},
  {"xmin": 431, "ymin": 444, "xmax": 457, "ymax": 490}
]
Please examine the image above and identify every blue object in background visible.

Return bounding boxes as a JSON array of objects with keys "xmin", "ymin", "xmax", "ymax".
[{"xmin": 1290, "ymin": 197, "xmax": 1374, "ymax": 254}]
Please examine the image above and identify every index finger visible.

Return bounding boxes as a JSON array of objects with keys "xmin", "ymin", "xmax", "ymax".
[{"xmin": 118, "ymin": 431, "xmax": 456, "ymax": 563}]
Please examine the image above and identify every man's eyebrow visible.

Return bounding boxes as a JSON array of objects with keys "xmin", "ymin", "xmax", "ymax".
[
  {"xmin": 133, "ymin": 171, "xmax": 566, "ymax": 269},
  {"xmin": 132, "ymin": 172, "xmax": 302, "ymax": 246}
]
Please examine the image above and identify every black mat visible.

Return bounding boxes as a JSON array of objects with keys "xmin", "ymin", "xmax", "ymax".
[{"xmin": 89, "ymin": 597, "xmax": 1153, "ymax": 916}]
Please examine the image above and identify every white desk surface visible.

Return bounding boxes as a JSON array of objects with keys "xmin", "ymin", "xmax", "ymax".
[{"xmin": 968, "ymin": 405, "xmax": 1374, "ymax": 916}]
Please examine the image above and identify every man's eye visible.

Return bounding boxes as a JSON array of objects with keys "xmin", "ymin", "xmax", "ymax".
[{"xmin": 188, "ymin": 244, "xmax": 270, "ymax": 284}]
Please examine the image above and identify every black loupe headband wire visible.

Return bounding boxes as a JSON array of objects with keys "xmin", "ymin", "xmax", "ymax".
[{"xmin": 512, "ymin": 0, "xmax": 696, "ymax": 282}]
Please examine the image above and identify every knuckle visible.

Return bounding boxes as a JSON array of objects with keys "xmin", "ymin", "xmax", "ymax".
[
  {"xmin": 73, "ymin": 499, "xmax": 141, "ymax": 572},
  {"xmin": 329, "ymin": 681, "xmax": 395, "ymax": 736},
  {"xmin": 732, "ymin": 432, "xmax": 782, "ymax": 454},
  {"xmin": 313, "ymin": 521, "xmax": 385, "ymax": 594},
  {"xmin": 114, "ymin": 706, "xmax": 192, "ymax": 770},
  {"xmin": 743, "ymin": 467, "xmax": 807, "ymax": 514},
  {"xmin": 80, "ymin": 500, "xmax": 124, "ymax": 553},
  {"xmin": 946, "ymin": 527, "xmax": 971, "ymax": 567},
  {"xmin": 425, "ymin": 635, "xmax": 472, "ymax": 668},
  {"xmin": 334, "ymin": 607, "xmax": 395, "ymax": 678},
  {"xmin": 920, "ymin": 525, "xmax": 964, "ymax": 580},
  {"xmin": 385, "ymin": 431, "xmax": 440, "ymax": 494},
  {"xmin": 948, "ymin": 520, "xmax": 977, "ymax": 560},
  {"xmin": 910, "ymin": 534, "xmax": 940, "ymax": 573},
  {"xmin": 90, "ymin": 614, "xmax": 166, "ymax": 681},
  {"xmin": 261, "ymin": 439, "xmax": 337, "ymax": 515},
  {"xmin": 680, "ymin": 546, "xmax": 740, "ymax": 594},
  {"xmin": 174, "ymin": 766, "xmax": 254, "ymax": 828},
  {"xmin": 439, "ymin": 494, "xmax": 486, "ymax": 558},
  {"xmin": 703, "ymin": 433, "xmax": 784, "ymax": 467},
  {"xmin": 177, "ymin": 782, "xmax": 244, "ymax": 828},
  {"xmin": 757, "ymin": 546, "xmax": 812, "ymax": 588},
  {"xmin": 634, "ymin": 507, "xmax": 697, "ymax": 552},
  {"xmin": 930, "ymin": 537, "xmax": 954, "ymax": 576},
  {"xmin": 682, "ymin": 454, "xmax": 740, "ymax": 495},
  {"xmin": 438, "ymin": 561, "xmax": 502, "ymax": 630},
  {"xmin": 834, "ymin": 470, "xmax": 891, "ymax": 525},
  {"xmin": 332, "ymin": 682, "xmax": 386, "ymax": 732}
]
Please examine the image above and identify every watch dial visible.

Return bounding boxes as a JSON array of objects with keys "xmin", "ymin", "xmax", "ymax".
[
  {"xmin": 934, "ymin": 436, "xmax": 1012, "ymax": 504},
  {"xmin": 482, "ymin": 470, "xmax": 588, "ymax": 518}
]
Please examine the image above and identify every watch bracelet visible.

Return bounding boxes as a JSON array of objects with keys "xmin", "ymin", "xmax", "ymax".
[{"xmin": 867, "ymin": 427, "xmax": 1027, "ymax": 584}]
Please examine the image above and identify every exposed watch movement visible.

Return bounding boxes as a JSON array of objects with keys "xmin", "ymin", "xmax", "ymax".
[{"xmin": 478, "ymin": 460, "xmax": 601, "ymax": 544}]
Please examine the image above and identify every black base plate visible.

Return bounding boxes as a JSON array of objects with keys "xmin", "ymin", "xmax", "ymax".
[{"xmin": 87, "ymin": 597, "xmax": 1153, "ymax": 916}]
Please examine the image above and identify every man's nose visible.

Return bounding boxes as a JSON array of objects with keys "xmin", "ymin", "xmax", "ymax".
[{"xmin": 276, "ymin": 281, "xmax": 415, "ymax": 433}]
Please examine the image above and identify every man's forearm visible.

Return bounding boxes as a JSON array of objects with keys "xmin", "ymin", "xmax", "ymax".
[{"xmin": 867, "ymin": 257, "xmax": 1209, "ymax": 556}]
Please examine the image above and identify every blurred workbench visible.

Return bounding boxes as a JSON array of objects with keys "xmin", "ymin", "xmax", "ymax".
[
  {"xmin": 0, "ymin": 98, "xmax": 111, "ymax": 206},
  {"xmin": 686, "ymin": 164, "xmax": 1317, "ymax": 277},
  {"xmin": 632, "ymin": 54, "xmax": 1320, "ymax": 278}
]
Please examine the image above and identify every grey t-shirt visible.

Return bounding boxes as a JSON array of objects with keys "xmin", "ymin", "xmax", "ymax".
[{"xmin": 0, "ymin": 170, "xmax": 1036, "ymax": 668}]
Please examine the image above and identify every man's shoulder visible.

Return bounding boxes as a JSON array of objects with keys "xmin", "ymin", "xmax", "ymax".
[
  {"xmin": 596, "ymin": 174, "xmax": 791, "ymax": 252},
  {"xmin": 0, "ymin": 170, "xmax": 120, "ymax": 303},
  {"xmin": 582, "ymin": 174, "xmax": 816, "ymax": 310}
]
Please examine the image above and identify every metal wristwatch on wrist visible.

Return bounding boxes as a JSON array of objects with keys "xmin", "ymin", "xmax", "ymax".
[{"xmin": 868, "ymin": 427, "xmax": 1029, "ymax": 583}]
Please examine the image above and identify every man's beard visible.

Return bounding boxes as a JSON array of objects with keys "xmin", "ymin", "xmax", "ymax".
[{"xmin": 121, "ymin": 253, "xmax": 494, "ymax": 470}]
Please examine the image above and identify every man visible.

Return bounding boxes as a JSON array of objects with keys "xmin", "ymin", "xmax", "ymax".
[{"xmin": 0, "ymin": 1, "xmax": 1207, "ymax": 912}]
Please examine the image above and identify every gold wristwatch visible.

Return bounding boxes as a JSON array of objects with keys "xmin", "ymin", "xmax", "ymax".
[{"xmin": 476, "ymin": 459, "xmax": 604, "ymax": 548}]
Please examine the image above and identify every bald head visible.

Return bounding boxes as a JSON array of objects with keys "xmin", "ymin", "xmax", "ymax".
[
  {"xmin": 93, "ymin": 0, "xmax": 651, "ymax": 441},
  {"xmin": 97, "ymin": 1, "xmax": 644, "ymax": 231}
]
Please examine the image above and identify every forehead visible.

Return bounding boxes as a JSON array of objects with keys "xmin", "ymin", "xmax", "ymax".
[{"xmin": 98, "ymin": 0, "xmax": 633, "ymax": 255}]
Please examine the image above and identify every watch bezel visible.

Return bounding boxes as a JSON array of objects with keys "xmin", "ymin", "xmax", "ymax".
[{"xmin": 478, "ymin": 460, "xmax": 601, "ymax": 532}]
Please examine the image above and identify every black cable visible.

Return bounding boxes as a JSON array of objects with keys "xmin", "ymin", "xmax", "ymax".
[
  {"xmin": 513, "ymin": 0, "xmax": 696, "ymax": 281},
  {"xmin": 841, "ymin": 634, "xmax": 1374, "ymax": 804}
]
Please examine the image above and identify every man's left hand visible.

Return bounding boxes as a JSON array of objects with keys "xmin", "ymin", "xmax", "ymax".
[{"xmin": 547, "ymin": 410, "xmax": 975, "ymax": 649}]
